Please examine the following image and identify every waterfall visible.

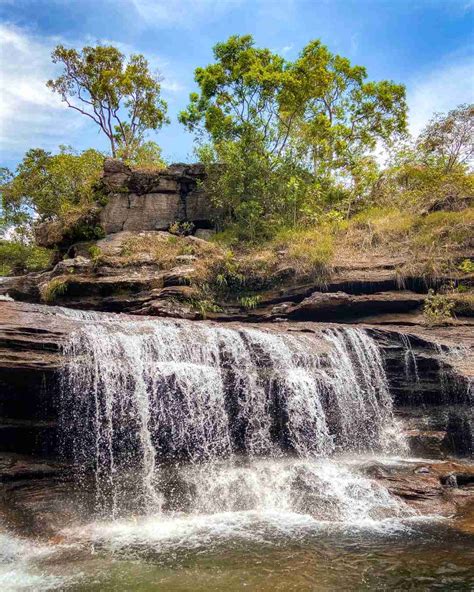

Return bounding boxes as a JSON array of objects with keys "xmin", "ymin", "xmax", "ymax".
[{"xmin": 59, "ymin": 311, "xmax": 404, "ymax": 515}]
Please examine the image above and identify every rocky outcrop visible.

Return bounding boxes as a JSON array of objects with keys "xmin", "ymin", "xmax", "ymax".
[
  {"xmin": 284, "ymin": 290, "xmax": 425, "ymax": 320},
  {"xmin": 99, "ymin": 159, "xmax": 215, "ymax": 234},
  {"xmin": 364, "ymin": 458, "xmax": 474, "ymax": 517},
  {"xmin": 0, "ymin": 302, "xmax": 73, "ymax": 456}
]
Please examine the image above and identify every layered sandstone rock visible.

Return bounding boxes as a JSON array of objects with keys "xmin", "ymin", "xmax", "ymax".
[
  {"xmin": 99, "ymin": 159, "xmax": 215, "ymax": 234},
  {"xmin": 0, "ymin": 300, "xmax": 472, "ymax": 459}
]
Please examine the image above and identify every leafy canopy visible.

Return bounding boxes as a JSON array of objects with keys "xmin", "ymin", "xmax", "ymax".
[
  {"xmin": 180, "ymin": 35, "xmax": 406, "ymax": 166},
  {"xmin": 289, "ymin": 40, "xmax": 407, "ymax": 175},
  {"xmin": 47, "ymin": 45, "xmax": 169, "ymax": 158},
  {"xmin": 180, "ymin": 35, "xmax": 407, "ymax": 239},
  {"xmin": 0, "ymin": 146, "xmax": 104, "ymax": 225}
]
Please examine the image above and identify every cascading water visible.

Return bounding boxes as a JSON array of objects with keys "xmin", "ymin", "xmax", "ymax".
[{"xmin": 59, "ymin": 310, "xmax": 408, "ymax": 522}]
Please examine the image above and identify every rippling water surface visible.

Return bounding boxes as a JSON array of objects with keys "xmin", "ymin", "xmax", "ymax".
[{"xmin": 1, "ymin": 457, "xmax": 474, "ymax": 591}]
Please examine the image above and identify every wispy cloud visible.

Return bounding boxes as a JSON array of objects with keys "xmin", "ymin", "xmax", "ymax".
[
  {"xmin": 407, "ymin": 52, "xmax": 474, "ymax": 136},
  {"xmin": 0, "ymin": 23, "xmax": 80, "ymax": 157},
  {"xmin": 129, "ymin": 0, "xmax": 243, "ymax": 27}
]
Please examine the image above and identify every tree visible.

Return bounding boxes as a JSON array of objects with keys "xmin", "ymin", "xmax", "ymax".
[
  {"xmin": 47, "ymin": 45, "xmax": 169, "ymax": 158},
  {"xmin": 288, "ymin": 40, "xmax": 407, "ymax": 177},
  {"xmin": 180, "ymin": 35, "xmax": 407, "ymax": 235},
  {"xmin": 1, "ymin": 146, "xmax": 104, "ymax": 225},
  {"xmin": 417, "ymin": 104, "xmax": 474, "ymax": 172},
  {"xmin": 179, "ymin": 35, "xmax": 289, "ymax": 155},
  {"xmin": 372, "ymin": 107, "xmax": 474, "ymax": 213}
]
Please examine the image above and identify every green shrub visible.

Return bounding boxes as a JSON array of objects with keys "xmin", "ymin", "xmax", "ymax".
[
  {"xmin": 168, "ymin": 221, "xmax": 195, "ymax": 236},
  {"xmin": 40, "ymin": 277, "xmax": 69, "ymax": 302},
  {"xmin": 423, "ymin": 289, "xmax": 455, "ymax": 326},
  {"xmin": 0, "ymin": 240, "xmax": 51, "ymax": 275},
  {"xmin": 458, "ymin": 259, "xmax": 474, "ymax": 274},
  {"xmin": 239, "ymin": 295, "xmax": 262, "ymax": 310}
]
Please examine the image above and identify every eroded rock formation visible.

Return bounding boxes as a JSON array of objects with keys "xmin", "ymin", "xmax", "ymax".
[{"xmin": 99, "ymin": 159, "xmax": 215, "ymax": 234}]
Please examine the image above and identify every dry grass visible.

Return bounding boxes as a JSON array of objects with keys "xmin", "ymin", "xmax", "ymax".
[
  {"xmin": 84, "ymin": 204, "xmax": 472, "ymax": 311},
  {"xmin": 40, "ymin": 276, "xmax": 69, "ymax": 302}
]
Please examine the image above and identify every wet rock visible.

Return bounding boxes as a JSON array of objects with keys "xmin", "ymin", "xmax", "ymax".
[
  {"xmin": 444, "ymin": 411, "xmax": 473, "ymax": 457},
  {"xmin": 364, "ymin": 459, "xmax": 474, "ymax": 516},
  {"xmin": 444, "ymin": 474, "xmax": 458, "ymax": 488},
  {"xmin": 405, "ymin": 430, "xmax": 447, "ymax": 459},
  {"xmin": 288, "ymin": 290, "xmax": 424, "ymax": 321},
  {"xmin": 136, "ymin": 298, "xmax": 198, "ymax": 319}
]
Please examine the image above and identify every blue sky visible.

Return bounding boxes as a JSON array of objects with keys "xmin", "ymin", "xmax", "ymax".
[{"xmin": 0, "ymin": 0, "xmax": 473, "ymax": 169}]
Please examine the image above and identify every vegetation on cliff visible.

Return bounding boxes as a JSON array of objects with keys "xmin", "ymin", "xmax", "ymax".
[{"xmin": 0, "ymin": 37, "xmax": 472, "ymax": 321}]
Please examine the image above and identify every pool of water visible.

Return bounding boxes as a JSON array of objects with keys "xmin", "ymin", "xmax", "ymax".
[
  {"xmin": 2, "ymin": 517, "xmax": 474, "ymax": 591},
  {"xmin": 1, "ymin": 456, "xmax": 473, "ymax": 591}
]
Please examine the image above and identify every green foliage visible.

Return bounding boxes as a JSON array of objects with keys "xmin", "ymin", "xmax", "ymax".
[
  {"xmin": 273, "ymin": 226, "xmax": 334, "ymax": 281},
  {"xmin": 182, "ymin": 35, "xmax": 407, "ymax": 241},
  {"xmin": 458, "ymin": 259, "xmax": 474, "ymax": 274},
  {"xmin": 168, "ymin": 221, "xmax": 195, "ymax": 236},
  {"xmin": 88, "ymin": 245, "xmax": 102, "ymax": 262},
  {"xmin": 0, "ymin": 239, "xmax": 51, "ymax": 275},
  {"xmin": 239, "ymin": 294, "xmax": 262, "ymax": 310},
  {"xmin": 423, "ymin": 289, "xmax": 455, "ymax": 326},
  {"xmin": 190, "ymin": 298, "xmax": 223, "ymax": 319},
  {"xmin": 1, "ymin": 146, "xmax": 103, "ymax": 225},
  {"xmin": 290, "ymin": 40, "xmax": 407, "ymax": 179},
  {"xmin": 118, "ymin": 140, "xmax": 166, "ymax": 171},
  {"xmin": 47, "ymin": 44, "xmax": 168, "ymax": 158},
  {"xmin": 40, "ymin": 277, "xmax": 69, "ymax": 303},
  {"xmin": 374, "ymin": 106, "xmax": 474, "ymax": 214}
]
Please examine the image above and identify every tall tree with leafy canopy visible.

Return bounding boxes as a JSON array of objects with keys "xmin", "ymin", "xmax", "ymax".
[
  {"xmin": 47, "ymin": 45, "xmax": 169, "ymax": 158},
  {"xmin": 179, "ymin": 35, "xmax": 407, "ymax": 235},
  {"xmin": 287, "ymin": 40, "xmax": 407, "ymax": 176},
  {"xmin": 179, "ymin": 35, "xmax": 293, "ymax": 156}
]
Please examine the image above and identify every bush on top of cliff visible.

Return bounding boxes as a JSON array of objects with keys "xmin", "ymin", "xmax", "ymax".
[
  {"xmin": 1, "ymin": 146, "xmax": 104, "ymax": 226},
  {"xmin": 181, "ymin": 34, "xmax": 407, "ymax": 241},
  {"xmin": 117, "ymin": 140, "xmax": 167, "ymax": 172},
  {"xmin": 0, "ymin": 238, "xmax": 51, "ymax": 276},
  {"xmin": 0, "ymin": 146, "xmax": 105, "ymax": 268}
]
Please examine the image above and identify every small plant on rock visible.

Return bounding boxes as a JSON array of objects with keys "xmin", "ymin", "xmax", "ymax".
[
  {"xmin": 40, "ymin": 277, "xmax": 69, "ymax": 302},
  {"xmin": 239, "ymin": 295, "xmax": 262, "ymax": 310},
  {"xmin": 458, "ymin": 259, "xmax": 474, "ymax": 274},
  {"xmin": 423, "ymin": 289, "xmax": 455, "ymax": 326},
  {"xmin": 169, "ymin": 221, "xmax": 195, "ymax": 236}
]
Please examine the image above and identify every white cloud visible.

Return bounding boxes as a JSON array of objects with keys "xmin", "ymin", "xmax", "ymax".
[
  {"xmin": 0, "ymin": 23, "xmax": 82, "ymax": 157},
  {"xmin": 129, "ymin": 0, "xmax": 243, "ymax": 27},
  {"xmin": 407, "ymin": 53, "xmax": 474, "ymax": 136}
]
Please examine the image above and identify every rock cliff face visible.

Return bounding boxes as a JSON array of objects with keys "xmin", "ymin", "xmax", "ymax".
[
  {"xmin": 99, "ymin": 159, "xmax": 215, "ymax": 234},
  {"xmin": 0, "ymin": 301, "xmax": 471, "ymax": 459}
]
